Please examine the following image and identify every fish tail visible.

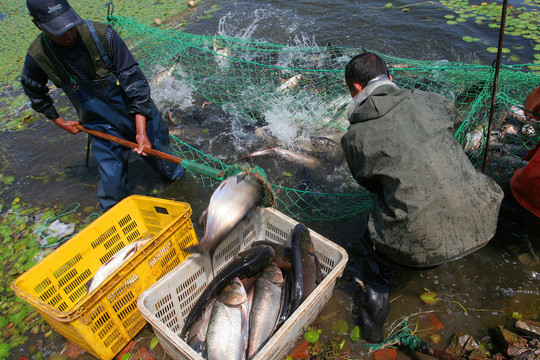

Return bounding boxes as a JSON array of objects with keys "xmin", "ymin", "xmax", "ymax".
[
  {"xmin": 233, "ymin": 146, "xmax": 276, "ymax": 163},
  {"xmin": 210, "ymin": 256, "xmax": 216, "ymax": 279},
  {"xmin": 184, "ymin": 244, "xmax": 202, "ymax": 254}
]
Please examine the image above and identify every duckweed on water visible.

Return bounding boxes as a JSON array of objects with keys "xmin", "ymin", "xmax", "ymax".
[
  {"xmin": 438, "ymin": 0, "xmax": 540, "ymax": 67},
  {"xmin": 0, "ymin": 0, "xmax": 195, "ymax": 131},
  {"xmin": 0, "ymin": 198, "xmax": 95, "ymax": 359}
]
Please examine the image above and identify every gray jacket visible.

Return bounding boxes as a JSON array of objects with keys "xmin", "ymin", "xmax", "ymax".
[{"xmin": 341, "ymin": 81, "xmax": 503, "ymax": 267}]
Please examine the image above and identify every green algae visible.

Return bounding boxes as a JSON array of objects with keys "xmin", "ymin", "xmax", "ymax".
[
  {"xmin": 0, "ymin": 0, "xmax": 194, "ymax": 131},
  {"xmin": 0, "ymin": 197, "xmax": 98, "ymax": 358}
]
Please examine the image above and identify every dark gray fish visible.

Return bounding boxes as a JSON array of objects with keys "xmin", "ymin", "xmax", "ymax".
[
  {"xmin": 190, "ymin": 172, "xmax": 264, "ymax": 257},
  {"xmin": 186, "ymin": 298, "xmax": 215, "ymax": 356},
  {"xmin": 251, "ymin": 240, "xmax": 292, "ymax": 272},
  {"xmin": 297, "ymin": 223, "xmax": 323, "ymax": 302},
  {"xmin": 206, "ymin": 277, "xmax": 249, "ymax": 360},
  {"xmin": 275, "ymin": 272, "xmax": 293, "ymax": 330},
  {"xmin": 290, "ymin": 223, "xmax": 323, "ymax": 309},
  {"xmin": 247, "ymin": 263, "xmax": 284, "ymax": 359},
  {"xmin": 181, "ymin": 245, "xmax": 275, "ymax": 338},
  {"xmin": 289, "ymin": 224, "xmax": 304, "ymax": 314}
]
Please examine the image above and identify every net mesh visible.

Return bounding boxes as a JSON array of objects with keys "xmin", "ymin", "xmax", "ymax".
[{"xmin": 108, "ymin": 15, "xmax": 540, "ymax": 222}]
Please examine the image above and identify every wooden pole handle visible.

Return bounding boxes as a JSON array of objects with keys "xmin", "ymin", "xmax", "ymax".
[{"xmin": 75, "ymin": 124, "xmax": 183, "ymax": 166}]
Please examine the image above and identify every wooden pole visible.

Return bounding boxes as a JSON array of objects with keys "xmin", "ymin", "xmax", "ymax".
[{"xmin": 74, "ymin": 125, "xmax": 224, "ymax": 179}]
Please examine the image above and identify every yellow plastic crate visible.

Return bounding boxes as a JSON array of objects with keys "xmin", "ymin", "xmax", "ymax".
[{"xmin": 11, "ymin": 195, "xmax": 198, "ymax": 360}]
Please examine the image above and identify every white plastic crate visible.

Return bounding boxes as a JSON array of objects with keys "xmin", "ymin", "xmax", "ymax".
[{"xmin": 137, "ymin": 206, "xmax": 348, "ymax": 360}]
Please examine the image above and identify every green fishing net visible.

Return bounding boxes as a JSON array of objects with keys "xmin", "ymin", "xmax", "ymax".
[{"xmin": 108, "ymin": 15, "xmax": 540, "ymax": 222}]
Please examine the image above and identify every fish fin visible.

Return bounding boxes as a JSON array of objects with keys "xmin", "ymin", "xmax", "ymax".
[
  {"xmin": 122, "ymin": 246, "xmax": 138, "ymax": 262},
  {"xmin": 236, "ymin": 172, "xmax": 249, "ymax": 182},
  {"xmin": 85, "ymin": 278, "xmax": 93, "ymax": 293},
  {"xmin": 244, "ymin": 207, "xmax": 258, "ymax": 223},
  {"xmin": 199, "ymin": 208, "xmax": 208, "ymax": 225}
]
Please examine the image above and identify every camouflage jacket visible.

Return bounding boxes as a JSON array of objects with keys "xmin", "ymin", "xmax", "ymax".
[{"xmin": 341, "ymin": 83, "xmax": 503, "ymax": 267}]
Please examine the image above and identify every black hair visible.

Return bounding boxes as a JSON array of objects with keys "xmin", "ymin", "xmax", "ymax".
[{"xmin": 345, "ymin": 52, "xmax": 390, "ymax": 90}]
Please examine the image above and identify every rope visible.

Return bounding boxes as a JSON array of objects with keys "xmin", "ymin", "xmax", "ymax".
[
  {"xmin": 221, "ymin": 163, "xmax": 276, "ymax": 207},
  {"xmin": 42, "ymin": 33, "xmax": 79, "ymax": 88},
  {"xmin": 363, "ymin": 321, "xmax": 424, "ymax": 353},
  {"xmin": 35, "ymin": 202, "xmax": 81, "ymax": 248}
]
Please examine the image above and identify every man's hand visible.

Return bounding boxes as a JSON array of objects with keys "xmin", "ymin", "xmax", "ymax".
[
  {"xmin": 134, "ymin": 114, "xmax": 151, "ymax": 156},
  {"xmin": 53, "ymin": 117, "xmax": 80, "ymax": 134}
]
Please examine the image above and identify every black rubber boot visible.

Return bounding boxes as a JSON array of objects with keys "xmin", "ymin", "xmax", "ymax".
[{"xmin": 356, "ymin": 254, "xmax": 392, "ymax": 343}]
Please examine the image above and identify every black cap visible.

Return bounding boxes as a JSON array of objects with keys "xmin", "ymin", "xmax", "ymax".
[{"xmin": 27, "ymin": 0, "xmax": 83, "ymax": 37}]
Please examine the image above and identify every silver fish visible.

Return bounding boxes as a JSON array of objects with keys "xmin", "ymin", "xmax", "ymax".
[
  {"xmin": 206, "ymin": 277, "xmax": 250, "ymax": 360},
  {"xmin": 181, "ymin": 245, "xmax": 275, "ymax": 339},
  {"xmin": 196, "ymin": 172, "xmax": 264, "ymax": 256},
  {"xmin": 86, "ymin": 237, "xmax": 150, "ymax": 293},
  {"xmin": 213, "ymin": 33, "xmax": 231, "ymax": 70},
  {"xmin": 236, "ymin": 146, "xmax": 323, "ymax": 169},
  {"xmin": 276, "ymin": 74, "xmax": 303, "ymax": 93},
  {"xmin": 247, "ymin": 263, "xmax": 284, "ymax": 359}
]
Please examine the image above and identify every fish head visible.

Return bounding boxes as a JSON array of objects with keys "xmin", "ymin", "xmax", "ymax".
[
  {"xmin": 237, "ymin": 245, "xmax": 276, "ymax": 277},
  {"xmin": 292, "ymin": 223, "xmax": 311, "ymax": 245},
  {"xmin": 260, "ymin": 263, "xmax": 285, "ymax": 286},
  {"xmin": 218, "ymin": 277, "xmax": 248, "ymax": 307}
]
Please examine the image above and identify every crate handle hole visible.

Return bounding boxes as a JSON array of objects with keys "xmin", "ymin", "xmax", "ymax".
[{"xmin": 154, "ymin": 206, "xmax": 169, "ymax": 215}]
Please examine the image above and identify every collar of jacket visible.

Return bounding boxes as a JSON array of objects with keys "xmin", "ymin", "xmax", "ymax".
[{"xmin": 346, "ymin": 75, "xmax": 397, "ymax": 119}]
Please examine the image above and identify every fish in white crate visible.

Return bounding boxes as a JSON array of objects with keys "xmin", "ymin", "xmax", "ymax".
[{"xmin": 205, "ymin": 277, "xmax": 250, "ymax": 360}]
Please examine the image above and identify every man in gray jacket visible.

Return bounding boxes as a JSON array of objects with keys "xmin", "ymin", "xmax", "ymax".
[{"xmin": 341, "ymin": 52, "xmax": 503, "ymax": 343}]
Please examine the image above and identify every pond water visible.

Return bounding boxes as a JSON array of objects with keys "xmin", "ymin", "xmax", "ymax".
[{"xmin": 2, "ymin": 0, "xmax": 539, "ymax": 359}]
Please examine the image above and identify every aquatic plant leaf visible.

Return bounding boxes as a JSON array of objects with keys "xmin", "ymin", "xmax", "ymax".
[
  {"xmin": 487, "ymin": 47, "xmax": 498, "ymax": 53},
  {"xmin": 0, "ymin": 343, "xmax": 10, "ymax": 358},
  {"xmin": 430, "ymin": 333, "xmax": 442, "ymax": 344},
  {"xmin": 462, "ymin": 36, "xmax": 480, "ymax": 42},
  {"xmin": 150, "ymin": 336, "xmax": 159, "ymax": 350},
  {"xmin": 420, "ymin": 290, "xmax": 439, "ymax": 305},
  {"xmin": 304, "ymin": 328, "xmax": 320, "ymax": 343},
  {"xmin": 332, "ymin": 318, "xmax": 349, "ymax": 336},
  {"xmin": 385, "ymin": 3, "xmax": 393, "ymax": 7},
  {"xmin": 350, "ymin": 325, "xmax": 361, "ymax": 342}
]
